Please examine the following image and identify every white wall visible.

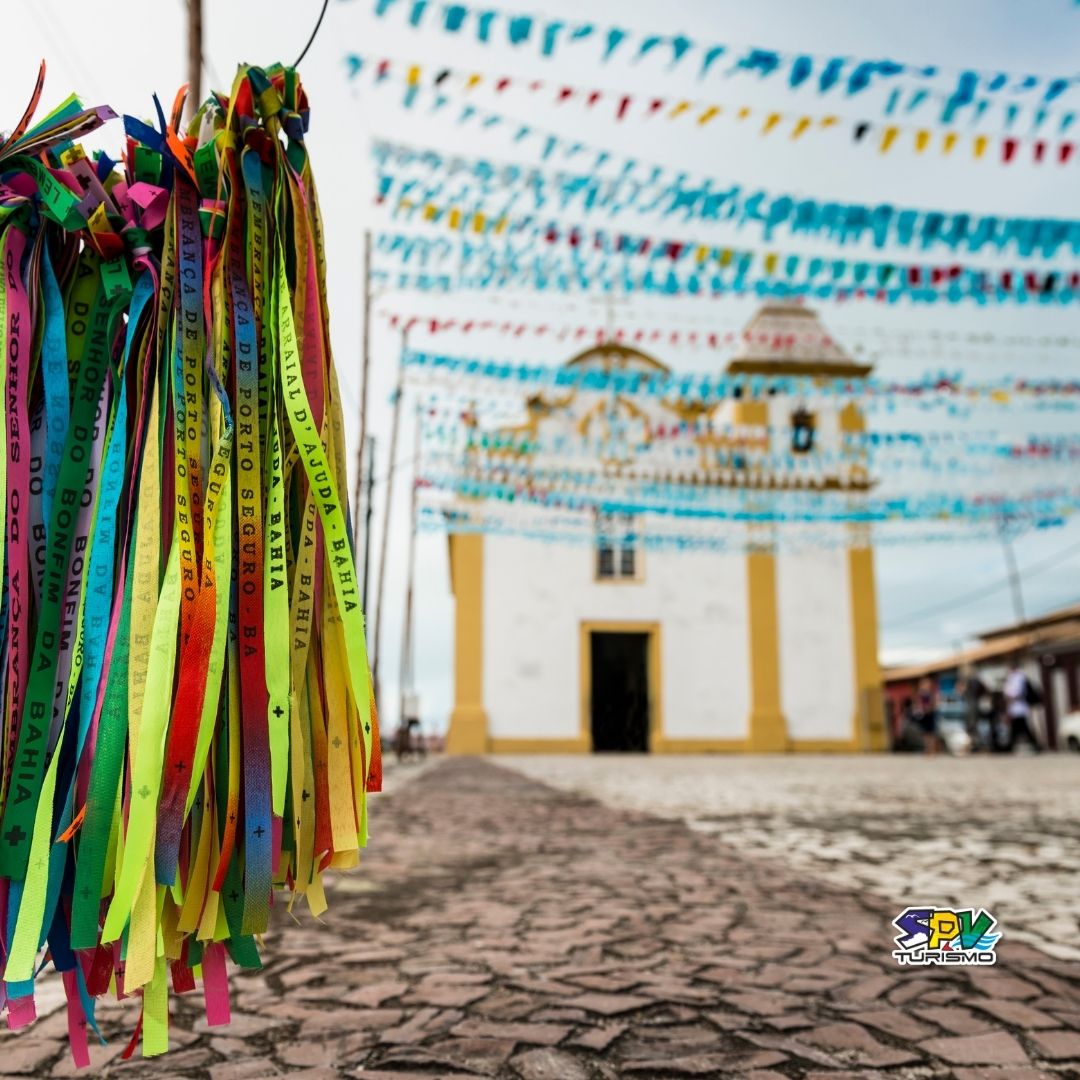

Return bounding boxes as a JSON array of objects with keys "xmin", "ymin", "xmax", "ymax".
[
  {"xmin": 777, "ymin": 548, "xmax": 855, "ymax": 741},
  {"xmin": 483, "ymin": 536, "xmax": 749, "ymax": 744}
]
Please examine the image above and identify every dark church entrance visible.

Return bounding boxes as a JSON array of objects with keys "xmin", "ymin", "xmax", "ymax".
[{"xmin": 589, "ymin": 631, "xmax": 650, "ymax": 752}]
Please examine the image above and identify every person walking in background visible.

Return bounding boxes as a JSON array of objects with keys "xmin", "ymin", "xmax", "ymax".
[
  {"xmin": 959, "ymin": 666, "xmax": 978, "ymax": 748},
  {"xmin": 961, "ymin": 666, "xmax": 996, "ymax": 752},
  {"xmin": 912, "ymin": 675, "xmax": 940, "ymax": 756},
  {"xmin": 990, "ymin": 688, "xmax": 1010, "ymax": 752},
  {"xmin": 1003, "ymin": 655, "xmax": 1043, "ymax": 753}
]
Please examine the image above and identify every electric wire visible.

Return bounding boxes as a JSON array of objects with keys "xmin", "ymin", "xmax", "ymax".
[{"xmin": 886, "ymin": 538, "xmax": 1080, "ymax": 628}]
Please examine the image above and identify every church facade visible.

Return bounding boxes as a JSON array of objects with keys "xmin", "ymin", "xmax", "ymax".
[{"xmin": 445, "ymin": 305, "xmax": 888, "ymax": 754}]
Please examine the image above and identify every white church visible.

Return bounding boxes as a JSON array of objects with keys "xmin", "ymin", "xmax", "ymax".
[{"xmin": 444, "ymin": 304, "xmax": 888, "ymax": 754}]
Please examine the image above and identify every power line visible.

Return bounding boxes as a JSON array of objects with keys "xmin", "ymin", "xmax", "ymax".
[{"xmin": 886, "ymin": 538, "xmax": 1080, "ymax": 629}]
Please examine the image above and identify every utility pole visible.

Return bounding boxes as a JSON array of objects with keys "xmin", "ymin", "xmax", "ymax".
[
  {"xmin": 399, "ymin": 406, "xmax": 422, "ymax": 730},
  {"xmin": 361, "ymin": 436, "xmax": 375, "ymax": 612},
  {"xmin": 354, "ymin": 231, "xmax": 374, "ymax": 600},
  {"xmin": 1000, "ymin": 525, "xmax": 1027, "ymax": 628},
  {"xmin": 371, "ymin": 328, "xmax": 407, "ymax": 709},
  {"xmin": 355, "ymin": 230, "xmax": 373, "ymax": 522},
  {"xmin": 186, "ymin": 0, "xmax": 203, "ymax": 115}
]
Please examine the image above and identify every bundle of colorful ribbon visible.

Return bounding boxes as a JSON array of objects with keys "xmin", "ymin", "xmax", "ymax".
[{"xmin": 0, "ymin": 63, "xmax": 380, "ymax": 1062}]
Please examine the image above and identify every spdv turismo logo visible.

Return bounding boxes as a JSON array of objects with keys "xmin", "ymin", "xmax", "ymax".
[{"xmin": 892, "ymin": 907, "xmax": 1001, "ymax": 966}]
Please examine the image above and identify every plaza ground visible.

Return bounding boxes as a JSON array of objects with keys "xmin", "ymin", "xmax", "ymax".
[
  {"xmin": 6, "ymin": 753, "xmax": 1080, "ymax": 1078},
  {"xmin": 506, "ymin": 753, "xmax": 1080, "ymax": 963}
]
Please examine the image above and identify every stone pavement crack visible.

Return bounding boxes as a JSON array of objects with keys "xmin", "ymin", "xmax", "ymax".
[{"xmin": 13, "ymin": 757, "xmax": 1080, "ymax": 1078}]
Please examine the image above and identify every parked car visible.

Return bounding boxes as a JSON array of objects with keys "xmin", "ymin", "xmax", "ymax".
[
  {"xmin": 1061, "ymin": 711, "xmax": 1080, "ymax": 752},
  {"xmin": 937, "ymin": 695, "xmax": 973, "ymax": 756}
]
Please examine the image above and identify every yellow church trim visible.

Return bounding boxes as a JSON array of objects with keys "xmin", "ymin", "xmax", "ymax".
[
  {"xmin": 848, "ymin": 543, "xmax": 886, "ymax": 750},
  {"xmin": 652, "ymin": 738, "xmax": 747, "ymax": 753},
  {"xmin": 841, "ymin": 400, "xmax": 885, "ymax": 748},
  {"xmin": 839, "ymin": 401, "xmax": 865, "ymax": 433},
  {"xmin": 446, "ymin": 533, "xmax": 490, "ymax": 754},
  {"xmin": 732, "ymin": 400, "xmax": 769, "ymax": 426},
  {"xmin": 746, "ymin": 547, "xmax": 788, "ymax": 751},
  {"xmin": 579, "ymin": 620, "xmax": 662, "ymax": 751},
  {"xmin": 489, "ymin": 738, "xmax": 591, "ymax": 753}
]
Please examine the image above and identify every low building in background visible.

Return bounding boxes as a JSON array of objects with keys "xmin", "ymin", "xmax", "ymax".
[
  {"xmin": 445, "ymin": 304, "xmax": 888, "ymax": 754},
  {"xmin": 883, "ymin": 602, "xmax": 1080, "ymax": 750}
]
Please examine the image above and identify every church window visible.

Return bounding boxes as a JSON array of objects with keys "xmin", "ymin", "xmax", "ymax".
[
  {"xmin": 791, "ymin": 407, "xmax": 816, "ymax": 454},
  {"xmin": 596, "ymin": 512, "xmax": 640, "ymax": 581}
]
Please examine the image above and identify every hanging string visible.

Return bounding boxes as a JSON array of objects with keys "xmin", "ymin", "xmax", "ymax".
[{"xmin": 295, "ymin": 0, "xmax": 331, "ymax": 66}]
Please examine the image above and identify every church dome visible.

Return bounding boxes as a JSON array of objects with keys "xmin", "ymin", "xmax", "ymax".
[{"xmin": 727, "ymin": 303, "xmax": 872, "ymax": 378}]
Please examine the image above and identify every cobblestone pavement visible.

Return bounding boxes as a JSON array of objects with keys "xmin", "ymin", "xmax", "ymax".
[
  {"xmin": 506, "ymin": 754, "xmax": 1080, "ymax": 964},
  {"xmin": 5, "ymin": 757, "xmax": 1080, "ymax": 1078}
]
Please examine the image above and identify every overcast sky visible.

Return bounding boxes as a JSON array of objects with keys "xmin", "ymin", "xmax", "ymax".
[{"xmin": 5, "ymin": 0, "xmax": 1080, "ymax": 728}]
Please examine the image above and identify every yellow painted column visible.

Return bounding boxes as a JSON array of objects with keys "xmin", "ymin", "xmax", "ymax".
[
  {"xmin": 746, "ymin": 547, "xmax": 788, "ymax": 751},
  {"xmin": 840, "ymin": 400, "xmax": 885, "ymax": 751},
  {"xmin": 848, "ymin": 542, "xmax": 886, "ymax": 750},
  {"xmin": 446, "ymin": 533, "xmax": 489, "ymax": 754}
]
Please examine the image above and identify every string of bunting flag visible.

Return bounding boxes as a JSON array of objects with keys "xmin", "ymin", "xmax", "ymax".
[
  {"xmin": 414, "ymin": 469, "xmax": 1080, "ymax": 525},
  {"xmin": 359, "ymin": 0, "xmax": 1080, "ymax": 118},
  {"xmin": 374, "ymin": 231, "xmax": 1080, "ymax": 305},
  {"xmin": 377, "ymin": 204, "xmax": 1080, "ymax": 290},
  {"xmin": 377, "ymin": 309, "xmax": 1080, "ymax": 359},
  {"xmin": 419, "ymin": 506, "xmax": 1068, "ymax": 553},
  {"xmin": 348, "ymin": 55, "xmax": 1080, "ymax": 166},
  {"xmin": 417, "ymin": 416, "xmax": 1080, "ymax": 465},
  {"xmin": 398, "ymin": 348, "xmax": 1080, "ymax": 404},
  {"xmin": 416, "ymin": 441, "xmax": 1077, "ymax": 483},
  {"xmin": 374, "ymin": 139, "xmax": 1080, "ymax": 257}
]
